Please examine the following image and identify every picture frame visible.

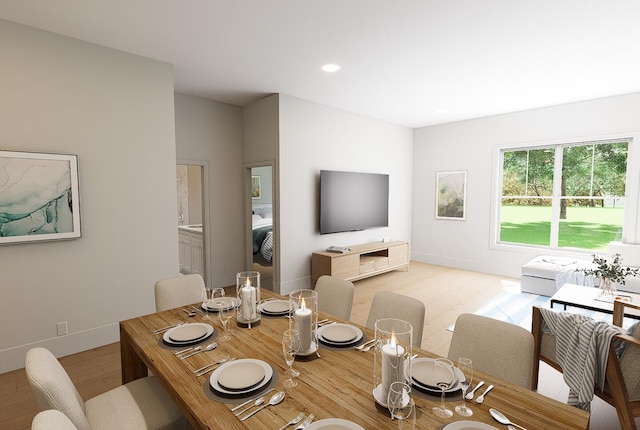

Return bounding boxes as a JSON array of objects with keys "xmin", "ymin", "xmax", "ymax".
[
  {"xmin": 0, "ymin": 150, "xmax": 81, "ymax": 244},
  {"xmin": 436, "ymin": 170, "xmax": 467, "ymax": 220},
  {"xmin": 251, "ymin": 175, "xmax": 261, "ymax": 199}
]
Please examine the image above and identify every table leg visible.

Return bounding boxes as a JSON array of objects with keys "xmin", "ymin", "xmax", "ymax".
[{"xmin": 120, "ymin": 324, "xmax": 148, "ymax": 384}]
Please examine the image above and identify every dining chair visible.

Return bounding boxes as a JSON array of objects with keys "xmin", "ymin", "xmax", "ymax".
[
  {"xmin": 532, "ymin": 302, "xmax": 640, "ymax": 430},
  {"xmin": 25, "ymin": 347, "xmax": 188, "ymax": 430},
  {"xmin": 154, "ymin": 273, "xmax": 205, "ymax": 312},
  {"xmin": 32, "ymin": 409, "xmax": 78, "ymax": 430},
  {"xmin": 314, "ymin": 275, "xmax": 355, "ymax": 320},
  {"xmin": 365, "ymin": 291, "xmax": 425, "ymax": 347},
  {"xmin": 448, "ymin": 313, "xmax": 534, "ymax": 389}
]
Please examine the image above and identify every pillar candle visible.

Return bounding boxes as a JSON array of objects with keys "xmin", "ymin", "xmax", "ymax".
[
  {"xmin": 241, "ymin": 280, "xmax": 256, "ymax": 320},
  {"xmin": 381, "ymin": 334, "xmax": 405, "ymax": 399},
  {"xmin": 294, "ymin": 298, "xmax": 312, "ymax": 351}
]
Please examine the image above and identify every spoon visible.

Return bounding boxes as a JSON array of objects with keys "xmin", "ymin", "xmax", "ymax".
[
  {"xmin": 490, "ymin": 408, "xmax": 527, "ymax": 430},
  {"xmin": 465, "ymin": 380, "xmax": 485, "ymax": 400},
  {"xmin": 240, "ymin": 391, "xmax": 285, "ymax": 421},
  {"xmin": 474, "ymin": 384, "xmax": 493, "ymax": 404},
  {"xmin": 234, "ymin": 396, "xmax": 265, "ymax": 416}
]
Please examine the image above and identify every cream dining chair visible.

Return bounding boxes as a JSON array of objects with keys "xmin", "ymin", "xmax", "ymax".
[
  {"xmin": 154, "ymin": 273, "xmax": 205, "ymax": 312},
  {"xmin": 32, "ymin": 409, "xmax": 78, "ymax": 430},
  {"xmin": 448, "ymin": 313, "xmax": 534, "ymax": 389},
  {"xmin": 366, "ymin": 291, "xmax": 425, "ymax": 347},
  {"xmin": 314, "ymin": 275, "xmax": 355, "ymax": 320},
  {"xmin": 25, "ymin": 347, "xmax": 188, "ymax": 430}
]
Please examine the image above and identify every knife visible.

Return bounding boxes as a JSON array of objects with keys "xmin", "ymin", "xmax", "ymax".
[{"xmin": 294, "ymin": 414, "xmax": 314, "ymax": 430}]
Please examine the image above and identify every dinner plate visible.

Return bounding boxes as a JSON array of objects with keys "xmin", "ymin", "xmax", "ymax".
[
  {"xmin": 317, "ymin": 324, "xmax": 363, "ymax": 347},
  {"xmin": 442, "ymin": 421, "xmax": 499, "ymax": 430},
  {"xmin": 305, "ymin": 418, "xmax": 365, "ymax": 430},
  {"xmin": 202, "ymin": 297, "xmax": 240, "ymax": 312},
  {"xmin": 210, "ymin": 359, "xmax": 273, "ymax": 395},
  {"xmin": 258, "ymin": 299, "xmax": 293, "ymax": 315},
  {"xmin": 216, "ymin": 361, "xmax": 265, "ymax": 391},
  {"xmin": 163, "ymin": 323, "xmax": 214, "ymax": 345},
  {"xmin": 410, "ymin": 357, "xmax": 463, "ymax": 392}
]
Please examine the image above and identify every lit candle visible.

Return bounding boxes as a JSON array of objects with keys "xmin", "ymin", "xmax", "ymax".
[
  {"xmin": 381, "ymin": 332, "xmax": 405, "ymax": 399},
  {"xmin": 240, "ymin": 278, "xmax": 257, "ymax": 320},
  {"xmin": 294, "ymin": 298, "xmax": 312, "ymax": 351}
]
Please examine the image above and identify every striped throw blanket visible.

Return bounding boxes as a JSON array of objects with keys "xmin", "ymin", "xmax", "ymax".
[{"xmin": 540, "ymin": 307, "xmax": 622, "ymax": 411}]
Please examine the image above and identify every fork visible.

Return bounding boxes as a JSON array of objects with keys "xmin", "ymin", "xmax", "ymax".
[
  {"xmin": 278, "ymin": 412, "xmax": 305, "ymax": 430},
  {"xmin": 294, "ymin": 414, "xmax": 314, "ymax": 430},
  {"xmin": 353, "ymin": 338, "xmax": 377, "ymax": 351}
]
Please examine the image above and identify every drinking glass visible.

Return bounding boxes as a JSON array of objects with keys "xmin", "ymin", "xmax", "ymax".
[
  {"xmin": 204, "ymin": 287, "xmax": 225, "ymax": 320},
  {"xmin": 455, "ymin": 357, "xmax": 473, "ymax": 416},
  {"xmin": 432, "ymin": 358, "xmax": 454, "ymax": 418},
  {"xmin": 387, "ymin": 381, "xmax": 415, "ymax": 423},
  {"xmin": 201, "ymin": 287, "xmax": 212, "ymax": 320},
  {"xmin": 282, "ymin": 329, "xmax": 300, "ymax": 388},
  {"xmin": 218, "ymin": 298, "xmax": 235, "ymax": 341}
]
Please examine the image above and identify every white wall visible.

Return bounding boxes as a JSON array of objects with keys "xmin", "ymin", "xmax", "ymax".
[
  {"xmin": 412, "ymin": 93, "xmax": 640, "ymax": 279},
  {"xmin": 278, "ymin": 95, "xmax": 414, "ymax": 294},
  {"xmin": 0, "ymin": 20, "xmax": 177, "ymax": 372}
]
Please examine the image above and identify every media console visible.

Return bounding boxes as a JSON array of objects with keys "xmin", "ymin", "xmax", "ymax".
[{"xmin": 311, "ymin": 240, "xmax": 409, "ymax": 284}]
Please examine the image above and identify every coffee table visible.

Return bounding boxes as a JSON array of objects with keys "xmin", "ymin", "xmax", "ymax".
[{"xmin": 550, "ymin": 283, "xmax": 640, "ymax": 321}]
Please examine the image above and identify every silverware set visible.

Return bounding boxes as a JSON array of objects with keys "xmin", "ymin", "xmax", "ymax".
[
  {"xmin": 152, "ymin": 322, "xmax": 184, "ymax": 334},
  {"xmin": 317, "ymin": 319, "xmax": 335, "ymax": 327},
  {"xmin": 193, "ymin": 355, "xmax": 235, "ymax": 376},
  {"xmin": 176, "ymin": 342, "xmax": 217, "ymax": 360},
  {"xmin": 353, "ymin": 338, "xmax": 377, "ymax": 351}
]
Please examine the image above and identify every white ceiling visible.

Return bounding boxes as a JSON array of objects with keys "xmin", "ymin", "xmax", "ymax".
[{"xmin": 3, "ymin": 0, "xmax": 640, "ymax": 128}]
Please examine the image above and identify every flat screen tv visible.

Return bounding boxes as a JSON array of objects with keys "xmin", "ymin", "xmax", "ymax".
[{"xmin": 320, "ymin": 170, "xmax": 389, "ymax": 234}]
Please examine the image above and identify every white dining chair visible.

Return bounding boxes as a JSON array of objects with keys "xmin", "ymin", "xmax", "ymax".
[
  {"xmin": 154, "ymin": 273, "xmax": 205, "ymax": 312},
  {"xmin": 25, "ymin": 347, "xmax": 188, "ymax": 430},
  {"xmin": 448, "ymin": 313, "xmax": 534, "ymax": 389},
  {"xmin": 366, "ymin": 291, "xmax": 425, "ymax": 347},
  {"xmin": 314, "ymin": 275, "xmax": 355, "ymax": 320},
  {"xmin": 32, "ymin": 409, "xmax": 78, "ymax": 430}
]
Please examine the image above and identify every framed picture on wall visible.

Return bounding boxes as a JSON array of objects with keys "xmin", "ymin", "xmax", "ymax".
[
  {"xmin": 251, "ymin": 175, "xmax": 261, "ymax": 199},
  {"xmin": 436, "ymin": 170, "xmax": 467, "ymax": 220},
  {"xmin": 0, "ymin": 150, "xmax": 81, "ymax": 244}
]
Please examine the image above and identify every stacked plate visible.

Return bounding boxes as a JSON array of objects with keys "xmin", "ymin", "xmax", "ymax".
[
  {"xmin": 163, "ymin": 323, "xmax": 214, "ymax": 346},
  {"xmin": 257, "ymin": 299, "xmax": 294, "ymax": 316},
  {"xmin": 317, "ymin": 323, "xmax": 363, "ymax": 348},
  {"xmin": 409, "ymin": 357, "xmax": 464, "ymax": 394},
  {"xmin": 201, "ymin": 297, "xmax": 240, "ymax": 312},
  {"xmin": 209, "ymin": 359, "xmax": 273, "ymax": 396},
  {"xmin": 306, "ymin": 419, "xmax": 365, "ymax": 430}
]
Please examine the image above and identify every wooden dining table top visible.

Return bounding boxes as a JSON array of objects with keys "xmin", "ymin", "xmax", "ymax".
[{"xmin": 119, "ymin": 289, "xmax": 589, "ymax": 430}]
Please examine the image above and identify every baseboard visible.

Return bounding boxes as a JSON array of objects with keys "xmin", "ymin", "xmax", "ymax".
[{"xmin": 0, "ymin": 323, "xmax": 119, "ymax": 374}]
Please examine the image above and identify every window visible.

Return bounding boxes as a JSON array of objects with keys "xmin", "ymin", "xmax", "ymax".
[{"xmin": 499, "ymin": 138, "xmax": 631, "ymax": 251}]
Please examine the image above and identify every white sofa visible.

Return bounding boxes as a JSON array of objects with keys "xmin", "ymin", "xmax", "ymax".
[{"xmin": 520, "ymin": 241, "xmax": 640, "ymax": 296}]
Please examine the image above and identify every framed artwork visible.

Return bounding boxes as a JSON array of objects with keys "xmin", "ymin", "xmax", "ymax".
[
  {"xmin": 251, "ymin": 175, "xmax": 261, "ymax": 199},
  {"xmin": 0, "ymin": 150, "xmax": 81, "ymax": 244},
  {"xmin": 436, "ymin": 170, "xmax": 467, "ymax": 220}
]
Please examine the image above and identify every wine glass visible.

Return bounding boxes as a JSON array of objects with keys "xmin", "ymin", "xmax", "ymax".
[
  {"xmin": 282, "ymin": 329, "xmax": 300, "ymax": 388},
  {"xmin": 432, "ymin": 358, "xmax": 455, "ymax": 418},
  {"xmin": 455, "ymin": 357, "xmax": 473, "ymax": 417},
  {"xmin": 217, "ymin": 297, "xmax": 235, "ymax": 341},
  {"xmin": 387, "ymin": 381, "xmax": 415, "ymax": 426},
  {"xmin": 201, "ymin": 287, "xmax": 212, "ymax": 320}
]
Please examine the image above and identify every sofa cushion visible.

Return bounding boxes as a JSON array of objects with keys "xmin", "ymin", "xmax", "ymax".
[
  {"xmin": 521, "ymin": 256, "xmax": 580, "ymax": 279},
  {"xmin": 608, "ymin": 241, "xmax": 640, "ymax": 268}
]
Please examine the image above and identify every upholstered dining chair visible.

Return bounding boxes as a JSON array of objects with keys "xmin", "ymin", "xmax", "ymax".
[
  {"xmin": 532, "ymin": 302, "xmax": 640, "ymax": 430},
  {"xmin": 154, "ymin": 273, "xmax": 205, "ymax": 312},
  {"xmin": 365, "ymin": 291, "xmax": 425, "ymax": 347},
  {"xmin": 448, "ymin": 313, "xmax": 534, "ymax": 389},
  {"xmin": 314, "ymin": 275, "xmax": 355, "ymax": 320},
  {"xmin": 32, "ymin": 409, "xmax": 78, "ymax": 430},
  {"xmin": 25, "ymin": 347, "xmax": 188, "ymax": 430}
]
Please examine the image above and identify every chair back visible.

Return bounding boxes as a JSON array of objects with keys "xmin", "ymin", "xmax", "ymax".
[
  {"xmin": 25, "ymin": 348, "xmax": 91, "ymax": 430},
  {"xmin": 448, "ymin": 313, "xmax": 534, "ymax": 389},
  {"xmin": 366, "ymin": 291, "xmax": 425, "ymax": 347},
  {"xmin": 32, "ymin": 410, "xmax": 79, "ymax": 430},
  {"xmin": 154, "ymin": 274, "xmax": 205, "ymax": 312},
  {"xmin": 315, "ymin": 275, "xmax": 355, "ymax": 320}
]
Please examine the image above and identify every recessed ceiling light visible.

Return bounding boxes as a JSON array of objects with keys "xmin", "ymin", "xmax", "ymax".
[{"xmin": 322, "ymin": 64, "xmax": 340, "ymax": 72}]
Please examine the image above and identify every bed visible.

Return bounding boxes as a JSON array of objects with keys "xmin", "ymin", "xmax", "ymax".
[{"xmin": 252, "ymin": 214, "xmax": 273, "ymax": 265}]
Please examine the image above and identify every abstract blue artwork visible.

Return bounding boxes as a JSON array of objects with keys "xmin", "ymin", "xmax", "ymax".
[{"xmin": 0, "ymin": 151, "xmax": 81, "ymax": 244}]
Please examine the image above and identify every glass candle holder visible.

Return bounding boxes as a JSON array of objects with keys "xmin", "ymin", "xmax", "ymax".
[
  {"xmin": 373, "ymin": 318, "xmax": 412, "ymax": 405},
  {"xmin": 236, "ymin": 271, "xmax": 261, "ymax": 326},
  {"xmin": 288, "ymin": 289, "xmax": 318, "ymax": 355}
]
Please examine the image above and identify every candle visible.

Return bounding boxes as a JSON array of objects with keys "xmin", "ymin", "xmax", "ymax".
[
  {"xmin": 294, "ymin": 298, "xmax": 312, "ymax": 351},
  {"xmin": 381, "ymin": 333, "xmax": 405, "ymax": 399},
  {"xmin": 240, "ymin": 279, "xmax": 257, "ymax": 320}
]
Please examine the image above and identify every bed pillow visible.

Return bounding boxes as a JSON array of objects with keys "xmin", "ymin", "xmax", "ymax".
[{"xmin": 252, "ymin": 214, "xmax": 262, "ymax": 222}]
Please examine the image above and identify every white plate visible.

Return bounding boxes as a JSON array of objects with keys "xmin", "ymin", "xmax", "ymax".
[
  {"xmin": 258, "ymin": 299, "xmax": 293, "ymax": 315},
  {"xmin": 306, "ymin": 418, "xmax": 365, "ymax": 430},
  {"xmin": 163, "ymin": 323, "xmax": 214, "ymax": 345},
  {"xmin": 442, "ymin": 422, "xmax": 499, "ymax": 430},
  {"xmin": 216, "ymin": 361, "xmax": 265, "ymax": 391},
  {"xmin": 295, "ymin": 340, "xmax": 319, "ymax": 356},
  {"xmin": 318, "ymin": 324, "xmax": 360, "ymax": 343},
  {"xmin": 410, "ymin": 357, "xmax": 462, "ymax": 391},
  {"xmin": 202, "ymin": 297, "xmax": 240, "ymax": 312},
  {"xmin": 210, "ymin": 359, "xmax": 273, "ymax": 395}
]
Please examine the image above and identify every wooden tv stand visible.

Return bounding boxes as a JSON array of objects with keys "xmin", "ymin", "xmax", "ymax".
[{"xmin": 311, "ymin": 241, "xmax": 409, "ymax": 284}]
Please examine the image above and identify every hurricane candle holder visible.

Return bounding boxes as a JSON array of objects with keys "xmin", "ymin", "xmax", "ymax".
[
  {"xmin": 373, "ymin": 318, "xmax": 412, "ymax": 406},
  {"xmin": 236, "ymin": 271, "xmax": 261, "ymax": 327},
  {"xmin": 288, "ymin": 289, "xmax": 318, "ymax": 355}
]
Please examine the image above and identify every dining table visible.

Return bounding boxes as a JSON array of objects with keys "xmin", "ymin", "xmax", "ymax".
[{"xmin": 119, "ymin": 289, "xmax": 590, "ymax": 430}]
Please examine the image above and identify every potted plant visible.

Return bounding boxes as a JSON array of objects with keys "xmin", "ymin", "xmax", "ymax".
[{"xmin": 580, "ymin": 253, "xmax": 640, "ymax": 295}]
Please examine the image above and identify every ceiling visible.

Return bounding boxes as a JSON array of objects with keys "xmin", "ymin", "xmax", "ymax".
[{"xmin": 3, "ymin": 0, "xmax": 640, "ymax": 128}]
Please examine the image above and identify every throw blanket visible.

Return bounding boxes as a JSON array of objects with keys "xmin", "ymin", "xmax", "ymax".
[{"xmin": 540, "ymin": 307, "xmax": 622, "ymax": 411}]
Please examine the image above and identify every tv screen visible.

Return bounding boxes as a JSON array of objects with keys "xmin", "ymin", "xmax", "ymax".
[{"xmin": 320, "ymin": 170, "xmax": 389, "ymax": 234}]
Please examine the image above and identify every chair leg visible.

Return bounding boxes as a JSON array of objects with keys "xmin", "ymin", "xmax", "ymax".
[
  {"xmin": 531, "ymin": 307, "xmax": 542, "ymax": 390},
  {"xmin": 605, "ymin": 346, "xmax": 638, "ymax": 430}
]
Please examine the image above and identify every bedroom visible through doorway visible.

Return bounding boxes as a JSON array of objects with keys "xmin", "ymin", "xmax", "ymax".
[{"xmin": 251, "ymin": 165, "xmax": 273, "ymax": 290}]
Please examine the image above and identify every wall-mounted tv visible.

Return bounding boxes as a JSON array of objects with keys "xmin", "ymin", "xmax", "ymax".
[{"xmin": 320, "ymin": 170, "xmax": 389, "ymax": 235}]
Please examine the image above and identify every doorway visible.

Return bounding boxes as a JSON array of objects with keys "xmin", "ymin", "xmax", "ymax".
[{"xmin": 250, "ymin": 165, "xmax": 274, "ymax": 290}]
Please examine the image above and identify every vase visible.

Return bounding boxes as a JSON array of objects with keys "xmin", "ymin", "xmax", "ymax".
[{"xmin": 599, "ymin": 277, "xmax": 616, "ymax": 296}]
